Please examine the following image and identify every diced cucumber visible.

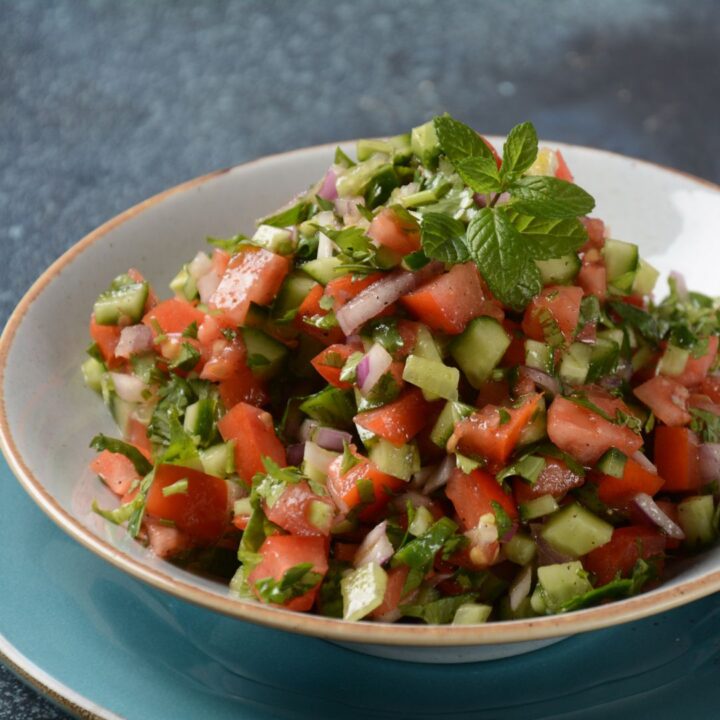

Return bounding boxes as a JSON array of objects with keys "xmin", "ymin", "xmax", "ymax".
[
  {"xmin": 531, "ymin": 561, "xmax": 593, "ymax": 614},
  {"xmin": 81, "ymin": 357, "xmax": 106, "ymax": 393},
  {"xmin": 241, "ymin": 327, "xmax": 288, "ymax": 380},
  {"xmin": 301, "ymin": 256, "xmax": 346, "ymax": 285},
  {"xmin": 251, "ymin": 224, "xmax": 295, "ymax": 255},
  {"xmin": 535, "ymin": 254, "xmax": 581, "ymax": 285},
  {"xmin": 525, "ymin": 340, "xmax": 552, "ymax": 373},
  {"xmin": 450, "ymin": 317, "xmax": 511, "ymax": 389},
  {"xmin": 402, "ymin": 354, "xmax": 460, "ymax": 402},
  {"xmin": 300, "ymin": 387, "xmax": 356, "ymax": 429},
  {"xmin": 631, "ymin": 259, "xmax": 660, "ymax": 296},
  {"xmin": 335, "ymin": 156, "xmax": 387, "ymax": 197},
  {"xmin": 410, "ymin": 120, "xmax": 440, "ymax": 167},
  {"xmin": 341, "ymin": 562, "xmax": 388, "ymax": 621},
  {"xmin": 303, "ymin": 461, "xmax": 328, "ymax": 486},
  {"xmin": 233, "ymin": 497, "xmax": 252, "ymax": 517},
  {"xmin": 169, "ymin": 265, "xmax": 198, "ymax": 301},
  {"xmin": 498, "ymin": 596, "xmax": 537, "ymax": 620},
  {"xmin": 517, "ymin": 398, "xmax": 547, "ymax": 447},
  {"xmin": 596, "ymin": 448, "xmax": 627, "ymax": 478},
  {"xmin": 106, "ymin": 393, "xmax": 136, "ymax": 437},
  {"xmin": 308, "ymin": 500, "xmax": 334, "ymax": 533},
  {"xmin": 93, "ymin": 274, "xmax": 149, "ymax": 326},
  {"xmin": 632, "ymin": 343, "xmax": 655, "ymax": 373},
  {"xmin": 586, "ymin": 337, "xmax": 620, "ymax": 382},
  {"xmin": 430, "ymin": 401, "xmax": 475, "ymax": 448},
  {"xmin": 413, "ymin": 324, "xmax": 443, "ymax": 363},
  {"xmin": 597, "ymin": 328, "xmax": 624, "ymax": 347},
  {"xmin": 559, "ymin": 342, "xmax": 592, "ymax": 385},
  {"xmin": 408, "ymin": 506, "xmax": 434, "ymax": 537},
  {"xmin": 184, "ymin": 399, "xmax": 215, "ymax": 444},
  {"xmin": 388, "ymin": 133, "xmax": 413, "ymax": 164},
  {"xmin": 604, "ymin": 238, "xmax": 639, "ymax": 292},
  {"xmin": 452, "ymin": 603, "xmax": 493, "ymax": 624},
  {"xmin": 540, "ymin": 503, "xmax": 614, "ymax": 558},
  {"xmin": 657, "ymin": 344, "xmax": 690, "ymax": 377},
  {"xmin": 368, "ymin": 439, "xmax": 419, "ymax": 481},
  {"xmin": 356, "ymin": 138, "xmax": 394, "ymax": 161},
  {"xmin": 273, "ymin": 272, "xmax": 318, "ymax": 321},
  {"xmin": 519, "ymin": 494, "xmax": 559, "ymax": 521},
  {"xmin": 199, "ymin": 442, "xmax": 235, "ymax": 478},
  {"xmin": 364, "ymin": 165, "xmax": 400, "ymax": 209},
  {"xmin": 503, "ymin": 533, "xmax": 537, "ymax": 566},
  {"xmin": 678, "ymin": 495, "xmax": 716, "ymax": 548}
]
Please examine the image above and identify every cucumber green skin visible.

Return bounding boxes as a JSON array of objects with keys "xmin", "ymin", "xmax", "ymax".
[
  {"xmin": 596, "ymin": 448, "xmax": 627, "ymax": 478},
  {"xmin": 273, "ymin": 272, "xmax": 318, "ymax": 319},
  {"xmin": 94, "ymin": 282, "xmax": 149, "ymax": 325},
  {"xmin": 300, "ymin": 387, "xmax": 356, "ymax": 429},
  {"xmin": 301, "ymin": 257, "xmax": 347, "ymax": 285},
  {"xmin": 586, "ymin": 338, "xmax": 620, "ymax": 383},
  {"xmin": 368, "ymin": 439, "xmax": 420, "ymax": 481},
  {"xmin": 532, "ymin": 562, "xmax": 593, "ymax": 613},
  {"xmin": 535, "ymin": 254, "xmax": 581, "ymax": 285},
  {"xmin": 540, "ymin": 503, "xmax": 614, "ymax": 558},
  {"xmin": 450, "ymin": 317, "xmax": 511, "ymax": 389},
  {"xmin": 241, "ymin": 327, "xmax": 288, "ymax": 380},
  {"xmin": 430, "ymin": 401, "xmax": 475, "ymax": 448},
  {"xmin": 604, "ymin": 239, "xmax": 639, "ymax": 292},
  {"xmin": 410, "ymin": 121, "xmax": 440, "ymax": 168},
  {"xmin": 678, "ymin": 496, "xmax": 716, "ymax": 548}
]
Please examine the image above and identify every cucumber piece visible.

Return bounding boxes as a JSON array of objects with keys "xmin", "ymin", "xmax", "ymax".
[
  {"xmin": 183, "ymin": 399, "xmax": 215, "ymax": 444},
  {"xmin": 597, "ymin": 328, "xmax": 624, "ymax": 347},
  {"xmin": 519, "ymin": 494, "xmax": 559, "ymax": 521},
  {"xmin": 301, "ymin": 257, "xmax": 346, "ymax": 285},
  {"xmin": 535, "ymin": 254, "xmax": 581, "ymax": 285},
  {"xmin": 604, "ymin": 239, "xmax": 639, "ymax": 292},
  {"xmin": 430, "ymin": 401, "xmax": 475, "ymax": 448},
  {"xmin": 632, "ymin": 343, "xmax": 656, "ymax": 373},
  {"xmin": 335, "ymin": 156, "xmax": 387, "ymax": 197},
  {"xmin": 93, "ymin": 274, "xmax": 149, "ymax": 326},
  {"xmin": 81, "ymin": 357, "xmax": 106, "ymax": 393},
  {"xmin": 531, "ymin": 561, "xmax": 593, "ymax": 614},
  {"xmin": 559, "ymin": 342, "xmax": 592, "ymax": 385},
  {"xmin": 413, "ymin": 324, "xmax": 443, "ymax": 363},
  {"xmin": 631, "ymin": 259, "xmax": 660, "ymax": 296},
  {"xmin": 388, "ymin": 133, "xmax": 413, "ymax": 164},
  {"xmin": 678, "ymin": 495, "xmax": 716, "ymax": 548},
  {"xmin": 586, "ymin": 337, "xmax": 620, "ymax": 382},
  {"xmin": 368, "ymin": 439, "xmax": 419, "ymax": 481},
  {"xmin": 356, "ymin": 138, "xmax": 394, "ymax": 161},
  {"xmin": 517, "ymin": 406, "xmax": 547, "ymax": 446},
  {"xmin": 169, "ymin": 265, "xmax": 198, "ymax": 301},
  {"xmin": 300, "ymin": 387, "xmax": 356, "ymax": 429},
  {"xmin": 452, "ymin": 603, "xmax": 492, "ymax": 625},
  {"xmin": 408, "ymin": 505, "xmax": 434, "ymax": 537},
  {"xmin": 364, "ymin": 165, "xmax": 399, "ymax": 209},
  {"xmin": 251, "ymin": 225, "xmax": 295, "ymax": 255},
  {"xmin": 541, "ymin": 503, "xmax": 614, "ymax": 558},
  {"xmin": 503, "ymin": 533, "xmax": 537, "ymax": 566},
  {"xmin": 241, "ymin": 327, "xmax": 288, "ymax": 379},
  {"xmin": 308, "ymin": 500, "xmax": 334, "ymax": 533},
  {"xmin": 402, "ymin": 354, "xmax": 460, "ymax": 402},
  {"xmin": 199, "ymin": 442, "xmax": 235, "ymax": 478},
  {"xmin": 410, "ymin": 120, "xmax": 440, "ymax": 167},
  {"xmin": 525, "ymin": 340, "xmax": 552, "ymax": 373},
  {"xmin": 596, "ymin": 448, "xmax": 627, "ymax": 478},
  {"xmin": 498, "ymin": 596, "xmax": 537, "ymax": 620},
  {"xmin": 450, "ymin": 317, "xmax": 511, "ymax": 389},
  {"xmin": 341, "ymin": 562, "xmax": 388, "ymax": 621},
  {"xmin": 273, "ymin": 272, "xmax": 318, "ymax": 321},
  {"xmin": 657, "ymin": 344, "xmax": 690, "ymax": 377}
]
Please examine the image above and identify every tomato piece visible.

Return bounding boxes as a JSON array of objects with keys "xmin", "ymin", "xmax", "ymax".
[
  {"xmin": 584, "ymin": 526, "xmax": 666, "ymax": 586},
  {"xmin": 446, "ymin": 468, "xmax": 518, "ymax": 532},
  {"xmin": 512, "ymin": 457, "xmax": 584, "ymax": 505},
  {"xmin": 211, "ymin": 248, "xmax": 231, "ymax": 277},
  {"xmin": 578, "ymin": 258, "xmax": 607, "ymax": 300},
  {"xmin": 400, "ymin": 263, "xmax": 488, "ymax": 335},
  {"xmin": 218, "ymin": 366, "xmax": 269, "ymax": 409},
  {"xmin": 145, "ymin": 464, "xmax": 229, "ymax": 543},
  {"xmin": 209, "ymin": 246, "xmax": 290, "ymax": 326},
  {"xmin": 480, "ymin": 135, "xmax": 502, "ymax": 169},
  {"xmin": 295, "ymin": 284, "xmax": 345, "ymax": 345},
  {"xmin": 248, "ymin": 535, "xmax": 329, "ymax": 612},
  {"xmin": 325, "ymin": 272, "xmax": 385, "ymax": 310},
  {"xmin": 581, "ymin": 217, "xmax": 606, "ymax": 250},
  {"xmin": 90, "ymin": 450, "xmax": 141, "ymax": 497},
  {"xmin": 475, "ymin": 379, "xmax": 511, "ymax": 409},
  {"xmin": 500, "ymin": 320, "xmax": 526, "ymax": 368},
  {"xmin": 594, "ymin": 457, "xmax": 664, "ymax": 508},
  {"xmin": 265, "ymin": 481, "xmax": 335, "ymax": 537},
  {"xmin": 370, "ymin": 566, "xmax": 411, "ymax": 619},
  {"xmin": 200, "ymin": 338, "xmax": 247, "ymax": 382},
  {"xmin": 217, "ymin": 402, "xmax": 286, "ymax": 483},
  {"xmin": 699, "ymin": 375, "xmax": 720, "ymax": 404},
  {"xmin": 311, "ymin": 344, "xmax": 357, "ymax": 389},
  {"xmin": 142, "ymin": 298, "xmax": 206, "ymax": 337},
  {"xmin": 394, "ymin": 320, "xmax": 420, "ymax": 360},
  {"xmin": 354, "ymin": 388, "xmax": 430, "ymax": 447},
  {"xmin": 124, "ymin": 418, "xmax": 153, "ymax": 460},
  {"xmin": 145, "ymin": 518, "xmax": 190, "ymax": 559},
  {"xmin": 522, "ymin": 286, "xmax": 583, "ymax": 344},
  {"xmin": 673, "ymin": 336, "xmax": 718, "ymax": 386},
  {"xmin": 554, "ymin": 149, "xmax": 574, "ymax": 182},
  {"xmin": 367, "ymin": 207, "xmax": 421, "ymax": 255},
  {"xmin": 451, "ymin": 394, "xmax": 542, "ymax": 464},
  {"xmin": 547, "ymin": 396, "xmax": 643, "ymax": 465},
  {"xmin": 89, "ymin": 314, "xmax": 122, "ymax": 366},
  {"xmin": 653, "ymin": 426, "xmax": 701, "ymax": 492},
  {"xmin": 633, "ymin": 375, "xmax": 690, "ymax": 427}
]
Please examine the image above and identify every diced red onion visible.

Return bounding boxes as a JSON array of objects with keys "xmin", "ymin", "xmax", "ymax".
[
  {"xmin": 299, "ymin": 419, "xmax": 319, "ymax": 443},
  {"xmin": 631, "ymin": 451, "xmax": 658, "ymax": 475},
  {"xmin": 509, "ymin": 564, "xmax": 532, "ymax": 611},
  {"xmin": 500, "ymin": 522, "xmax": 519, "ymax": 544},
  {"xmin": 336, "ymin": 271, "xmax": 418, "ymax": 336},
  {"xmin": 115, "ymin": 324, "xmax": 154, "ymax": 358},
  {"xmin": 303, "ymin": 441, "xmax": 340, "ymax": 475},
  {"xmin": 633, "ymin": 493, "xmax": 685, "ymax": 539},
  {"xmin": 109, "ymin": 372, "xmax": 146, "ymax": 403},
  {"xmin": 576, "ymin": 323, "xmax": 597, "ymax": 344},
  {"xmin": 473, "ymin": 193, "xmax": 487, "ymax": 207},
  {"xmin": 422, "ymin": 455, "xmax": 456, "ymax": 495},
  {"xmin": 670, "ymin": 271, "xmax": 688, "ymax": 299},
  {"xmin": 390, "ymin": 491, "xmax": 433, "ymax": 513},
  {"xmin": 521, "ymin": 367, "xmax": 561, "ymax": 397},
  {"xmin": 357, "ymin": 342, "xmax": 393, "ymax": 396},
  {"xmin": 699, "ymin": 443, "xmax": 720, "ymax": 483},
  {"xmin": 286, "ymin": 442, "xmax": 305, "ymax": 467},
  {"xmin": 318, "ymin": 168, "xmax": 338, "ymax": 201},
  {"xmin": 334, "ymin": 196, "xmax": 366, "ymax": 225},
  {"xmin": 354, "ymin": 521, "xmax": 394, "ymax": 568},
  {"xmin": 314, "ymin": 426, "xmax": 353, "ymax": 452},
  {"xmin": 188, "ymin": 251, "xmax": 213, "ymax": 280},
  {"xmin": 197, "ymin": 270, "xmax": 221, "ymax": 305}
]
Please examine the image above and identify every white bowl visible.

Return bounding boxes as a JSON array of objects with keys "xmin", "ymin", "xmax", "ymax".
[{"xmin": 2, "ymin": 140, "xmax": 720, "ymax": 664}]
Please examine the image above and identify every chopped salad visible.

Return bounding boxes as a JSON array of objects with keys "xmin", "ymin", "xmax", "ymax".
[{"xmin": 83, "ymin": 115, "xmax": 720, "ymax": 624}]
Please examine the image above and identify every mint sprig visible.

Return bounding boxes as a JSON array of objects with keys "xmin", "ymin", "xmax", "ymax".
[
  {"xmin": 420, "ymin": 213, "xmax": 469, "ymax": 263},
  {"xmin": 508, "ymin": 176, "xmax": 595, "ymax": 219}
]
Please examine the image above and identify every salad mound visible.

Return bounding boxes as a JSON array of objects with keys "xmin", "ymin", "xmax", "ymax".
[{"xmin": 83, "ymin": 115, "xmax": 720, "ymax": 624}]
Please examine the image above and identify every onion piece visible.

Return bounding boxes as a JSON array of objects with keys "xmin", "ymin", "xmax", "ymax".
[
  {"xmin": 303, "ymin": 441, "xmax": 340, "ymax": 475},
  {"xmin": 188, "ymin": 251, "xmax": 213, "ymax": 280},
  {"xmin": 521, "ymin": 366, "xmax": 562, "ymax": 397},
  {"xmin": 286, "ymin": 443, "xmax": 305, "ymax": 467},
  {"xmin": 509, "ymin": 564, "xmax": 533, "ymax": 611},
  {"xmin": 318, "ymin": 169, "xmax": 338, "ymax": 201},
  {"xmin": 357, "ymin": 342, "xmax": 393, "ymax": 396},
  {"xmin": 390, "ymin": 491, "xmax": 433, "ymax": 513},
  {"xmin": 530, "ymin": 523, "xmax": 574, "ymax": 566},
  {"xmin": 316, "ymin": 232, "xmax": 336, "ymax": 259},
  {"xmin": 115, "ymin": 324, "xmax": 154, "ymax": 358},
  {"xmin": 197, "ymin": 270, "xmax": 221, "ymax": 305},
  {"xmin": 109, "ymin": 372, "xmax": 146, "ymax": 403},
  {"xmin": 299, "ymin": 419, "xmax": 319, "ymax": 443},
  {"xmin": 354, "ymin": 521, "xmax": 394, "ymax": 568},
  {"xmin": 633, "ymin": 493, "xmax": 685, "ymax": 539},
  {"xmin": 631, "ymin": 451, "xmax": 658, "ymax": 475},
  {"xmin": 314, "ymin": 426, "xmax": 353, "ymax": 452},
  {"xmin": 670, "ymin": 270, "xmax": 688, "ymax": 299},
  {"xmin": 336, "ymin": 271, "xmax": 418, "ymax": 336},
  {"xmin": 699, "ymin": 443, "xmax": 720, "ymax": 484},
  {"xmin": 422, "ymin": 455, "xmax": 456, "ymax": 495}
]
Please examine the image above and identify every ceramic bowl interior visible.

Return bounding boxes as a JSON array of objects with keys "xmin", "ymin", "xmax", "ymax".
[{"xmin": 2, "ymin": 139, "xmax": 720, "ymax": 660}]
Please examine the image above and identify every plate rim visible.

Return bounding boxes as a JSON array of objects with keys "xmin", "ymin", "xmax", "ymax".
[{"xmin": 2, "ymin": 139, "xmax": 720, "ymax": 648}]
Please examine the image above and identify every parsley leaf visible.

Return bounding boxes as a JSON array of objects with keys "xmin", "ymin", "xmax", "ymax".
[
  {"xmin": 608, "ymin": 301, "xmax": 661, "ymax": 344},
  {"xmin": 433, "ymin": 114, "xmax": 493, "ymax": 166},
  {"xmin": 509, "ymin": 176, "xmax": 595, "ymax": 219},
  {"xmin": 170, "ymin": 342, "xmax": 201, "ymax": 371},
  {"xmin": 490, "ymin": 500, "xmax": 513, "ymax": 539},
  {"xmin": 690, "ymin": 408, "xmax": 720, "ymax": 443},
  {"xmin": 501, "ymin": 121, "xmax": 538, "ymax": 178},
  {"xmin": 420, "ymin": 212, "xmax": 470, "ymax": 263},
  {"xmin": 258, "ymin": 200, "xmax": 311, "ymax": 228},
  {"xmin": 89, "ymin": 434, "xmax": 152, "ymax": 476},
  {"xmin": 254, "ymin": 562, "xmax": 323, "ymax": 604}
]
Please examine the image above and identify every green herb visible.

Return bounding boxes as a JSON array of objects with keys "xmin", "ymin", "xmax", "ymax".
[
  {"xmin": 433, "ymin": 114, "xmax": 494, "ymax": 167},
  {"xmin": 497, "ymin": 408, "xmax": 511, "ymax": 426},
  {"xmin": 221, "ymin": 327, "xmax": 238, "ymax": 341},
  {"xmin": 182, "ymin": 321, "xmax": 198, "ymax": 339},
  {"xmin": 441, "ymin": 533, "xmax": 469, "ymax": 560},
  {"xmin": 355, "ymin": 477, "xmax": 376, "ymax": 504},
  {"xmin": 334, "ymin": 146, "xmax": 355, "ymax": 168},
  {"xmin": 162, "ymin": 479, "xmax": 189, "ymax": 497},
  {"xmin": 401, "ymin": 593, "xmax": 477, "ymax": 624},
  {"xmin": 340, "ymin": 442, "xmax": 361, "ymax": 475},
  {"xmin": 497, "ymin": 453, "xmax": 546, "ymax": 484},
  {"xmin": 254, "ymin": 562, "xmax": 323, "ymax": 604},
  {"xmin": 608, "ymin": 301, "xmax": 661, "ymax": 344},
  {"xmin": 170, "ymin": 342, "xmax": 201, "ymax": 371},
  {"xmin": 690, "ymin": 408, "xmax": 720, "ymax": 443},
  {"xmin": 490, "ymin": 500, "xmax": 513, "ymax": 539},
  {"xmin": 508, "ymin": 213, "xmax": 586, "ymax": 256},
  {"xmin": 247, "ymin": 353, "xmax": 271, "ymax": 369},
  {"xmin": 508, "ymin": 176, "xmax": 595, "ymax": 219},
  {"xmin": 317, "ymin": 560, "xmax": 349, "ymax": 618},
  {"xmin": 501, "ymin": 121, "xmax": 538, "ymax": 178},
  {"xmin": 403, "ymin": 250, "xmax": 431, "ymax": 270},
  {"xmin": 206, "ymin": 233, "xmax": 249, "ymax": 252},
  {"xmin": 339, "ymin": 352, "xmax": 365, "ymax": 384},
  {"xmin": 86, "ymin": 342, "xmax": 105, "ymax": 363},
  {"xmin": 419, "ymin": 212, "xmax": 470, "ymax": 263},
  {"xmin": 365, "ymin": 318, "xmax": 405, "ymax": 354},
  {"xmin": 258, "ymin": 200, "xmax": 311, "ymax": 228},
  {"xmin": 89, "ymin": 434, "xmax": 152, "ymax": 475},
  {"xmin": 455, "ymin": 155, "xmax": 503, "ymax": 194},
  {"xmin": 157, "ymin": 412, "xmax": 201, "ymax": 466}
]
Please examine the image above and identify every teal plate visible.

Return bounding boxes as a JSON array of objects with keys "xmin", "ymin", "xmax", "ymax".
[{"xmin": 2, "ymin": 455, "xmax": 720, "ymax": 720}]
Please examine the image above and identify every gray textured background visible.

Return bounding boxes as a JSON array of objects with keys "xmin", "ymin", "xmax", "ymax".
[{"xmin": 1, "ymin": 0, "xmax": 719, "ymax": 717}]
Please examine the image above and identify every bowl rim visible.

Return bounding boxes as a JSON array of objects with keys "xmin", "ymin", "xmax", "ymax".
[{"xmin": 2, "ymin": 139, "xmax": 720, "ymax": 647}]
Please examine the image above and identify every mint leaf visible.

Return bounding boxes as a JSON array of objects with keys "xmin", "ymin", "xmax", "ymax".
[
  {"xmin": 254, "ymin": 562, "xmax": 323, "ymax": 605},
  {"xmin": 466, "ymin": 208, "xmax": 542, "ymax": 311},
  {"xmin": 90, "ymin": 434, "xmax": 153, "ymax": 476},
  {"xmin": 608, "ymin": 301, "xmax": 661, "ymax": 344},
  {"xmin": 455, "ymin": 155, "xmax": 502, "ymax": 193},
  {"xmin": 501, "ymin": 121, "xmax": 538, "ymax": 177},
  {"xmin": 509, "ymin": 176, "xmax": 595, "ymax": 219},
  {"xmin": 258, "ymin": 200, "xmax": 310, "ymax": 228},
  {"xmin": 420, "ymin": 212, "xmax": 470, "ymax": 263},
  {"xmin": 509, "ymin": 213, "xmax": 587, "ymax": 258},
  {"xmin": 433, "ymin": 114, "xmax": 493, "ymax": 166}
]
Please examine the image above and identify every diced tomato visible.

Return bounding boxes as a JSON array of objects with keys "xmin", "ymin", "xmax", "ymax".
[
  {"xmin": 326, "ymin": 451, "xmax": 405, "ymax": 519},
  {"xmin": 400, "ymin": 263, "xmax": 488, "ymax": 335},
  {"xmin": 673, "ymin": 336, "xmax": 718, "ymax": 387},
  {"xmin": 325, "ymin": 272, "xmax": 385, "ymax": 310},
  {"xmin": 209, "ymin": 247, "xmax": 290, "ymax": 326},
  {"xmin": 145, "ymin": 519, "xmax": 190, "ymax": 558},
  {"xmin": 512, "ymin": 457, "xmax": 584, "ymax": 505},
  {"xmin": 581, "ymin": 217, "xmax": 606, "ymax": 250},
  {"xmin": 653, "ymin": 426, "xmax": 701, "ymax": 492},
  {"xmin": 295, "ymin": 284, "xmax": 345, "ymax": 345},
  {"xmin": 311, "ymin": 344, "xmax": 357, "ymax": 389},
  {"xmin": 354, "ymin": 388, "xmax": 430, "ymax": 447},
  {"xmin": 547, "ymin": 396, "xmax": 643, "ymax": 465},
  {"xmin": 248, "ymin": 535, "xmax": 329, "ymax": 612},
  {"xmin": 211, "ymin": 249, "xmax": 231, "ymax": 277},
  {"xmin": 522, "ymin": 286, "xmax": 583, "ymax": 344},
  {"xmin": 200, "ymin": 338, "xmax": 247, "ymax": 382},
  {"xmin": 394, "ymin": 320, "xmax": 420, "ymax": 360},
  {"xmin": 699, "ymin": 375, "xmax": 720, "ymax": 404},
  {"xmin": 89, "ymin": 314, "xmax": 122, "ymax": 366},
  {"xmin": 594, "ymin": 456, "xmax": 664, "ymax": 508},
  {"xmin": 500, "ymin": 320, "xmax": 526, "ymax": 368},
  {"xmin": 584, "ymin": 526, "xmax": 666, "ymax": 586},
  {"xmin": 578, "ymin": 258, "xmax": 607, "ymax": 300},
  {"xmin": 633, "ymin": 375, "xmax": 690, "ymax": 427},
  {"xmin": 265, "ymin": 481, "xmax": 335, "ymax": 536},
  {"xmin": 232, "ymin": 514, "xmax": 250, "ymax": 531},
  {"xmin": 145, "ymin": 464, "xmax": 229, "ymax": 543},
  {"xmin": 554, "ymin": 149, "xmax": 573, "ymax": 182},
  {"xmin": 90, "ymin": 450, "xmax": 140, "ymax": 497},
  {"xmin": 218, "ymin": 367, "xmax": 269, "ymax": 409},
  {"xmin": 446, "ymin": 468, "xmax": 518, "ymax": 532},
  {"xmin": 370, "ymin": 566, "xmax": 411, "ymax": 619},
  {"xmin": 450, "ymin": 393, "xmax": 542, "ymax": 465},
  {"xmin": 142, "ymin": 298, "xmax": 206, "ymax": 336},
  {"xmin": 367, "ymin": 207, "xmax": 421, "ymax": 256},
  {"xmin": 127, "ymin": 268, "xmax": 158, "ymax": 311},
  {"xmin": 124, "ymin": 417, "xmax": 152, "ymax": 460},
  {"xmin": 217, "ymin": 402, "xmax": 286, "ymax": 483}
]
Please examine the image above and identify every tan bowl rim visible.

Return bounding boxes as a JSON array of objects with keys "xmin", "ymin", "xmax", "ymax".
[{"xmin": 2, "ymin": 139, "xmax": 720, "ymax": 647}]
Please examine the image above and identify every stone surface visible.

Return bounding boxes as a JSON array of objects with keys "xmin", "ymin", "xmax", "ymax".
[{"xmin": 1, "ymin": 0, "xmax": 718, "ymax": 716}]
